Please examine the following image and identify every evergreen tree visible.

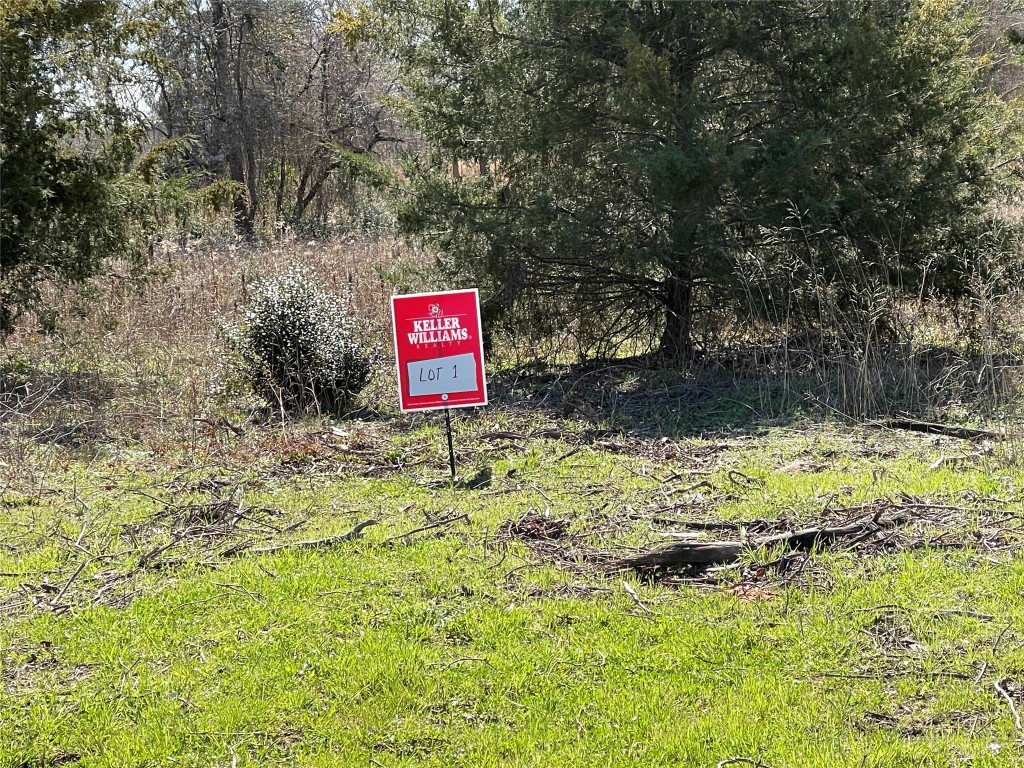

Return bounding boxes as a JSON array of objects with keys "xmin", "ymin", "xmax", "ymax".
[
  {"xmin": 364, "ymin": 0, "xmax": 1019, "ymax": 363},
  {"xmin": 0, "ymin": 0, "xmax": 161, "ymax": 336}
]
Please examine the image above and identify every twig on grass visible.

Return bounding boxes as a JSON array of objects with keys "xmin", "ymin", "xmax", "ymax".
[
  {"xmin": 124, "ymin": 487, "xmax": 173, "ymax": 508},
  {"xmin": 211, "ymin": 581, "xmax": 264, "ymax": 603},
  {"xmin": 530, "ymin": 484, "xmax": 554, "ymax": 504},
  {"xmin": 851, "ymin": 604, "xmax": 994, "ymax": 621},
  {"xmin": 173, "ymin": 594, "xmax": 229, "ymax": 611},
  {"xmin": 670, "ymin": 479, "xmax": 713, "ymax": 496},
  {"xmin": 257, "ymin": 563, "xmax": 278, "ymax": 579},
  {"xmin": 993, "ymin": 624, "xmax": 1013, "ymax": 654},
  {"xmin": 430, "ymin": 656, "xmax": 494, "ymax": 672},
  {"xmin": 380, "ymin": 513, "xmax": 469, "ymax": 545},
  {"xmin": 811, "ymin": 670, "xmax": 972, "ymax": 681},
  {"xmin": 556, "ymin": 446, "xmax": 584, "ymax": 463},
  {"xmin": 931, "ymin": 608, "xmax": 995, "ymax": 621},
  {"xmin": 726, "ymin": 470, "xmax": 763, "ymax": 487},
  {"xmin": 74, "ymin": 519, "xmax": 89, "ymax": 548},
  {"xmin": 278, "ymin": 518, "xmax": 308, "ymax": 535},
  {"xmin": 223, "ymin": 519, "xmax": 379, "ymax": 557},
  {"xmin": 717, "ymin": 758, "xmax": 772, "ymax": 768},
  {"xmin": 53, "ymin": 558, "xmax": 90, "ymax": 605},
  {"xmin": 622, "ymin": 580, "xmax": 655, "ymax": 617},
  {"xmin": 994, "ymin": 679, "xmax": 1022, "ymax": 731}
]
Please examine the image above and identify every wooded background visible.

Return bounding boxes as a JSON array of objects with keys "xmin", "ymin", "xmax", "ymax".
[{"xmin": 4, "ymin": 0, "xmax": 1024, "ymax": 368}]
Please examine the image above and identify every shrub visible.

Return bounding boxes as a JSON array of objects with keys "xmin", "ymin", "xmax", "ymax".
[{"xmin": 230, "ymin": 270, "xmax": 374, "ymax": 416}]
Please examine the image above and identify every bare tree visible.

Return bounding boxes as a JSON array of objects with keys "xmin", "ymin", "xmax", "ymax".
[{"xmin": 156, "ymin": 0, "xmax": 401, "ymax": 236}]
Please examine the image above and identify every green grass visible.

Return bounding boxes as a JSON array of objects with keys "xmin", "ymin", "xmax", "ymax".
[{"xmin": 4, "ymin": 417, "xmax": 1024, "ymax": 767}]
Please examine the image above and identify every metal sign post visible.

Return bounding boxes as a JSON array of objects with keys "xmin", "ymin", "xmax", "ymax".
[{"xmin": 444, "ymin": 407, "xmax": 456, "ymax": 482}]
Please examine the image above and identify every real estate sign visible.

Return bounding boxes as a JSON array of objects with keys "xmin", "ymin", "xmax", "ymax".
[{"xmin": 391, "ymin": 289, "xmax": 488, "ymax": 412}]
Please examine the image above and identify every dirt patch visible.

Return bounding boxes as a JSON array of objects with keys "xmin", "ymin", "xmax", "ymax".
[{"xmin": 500, "ymin": 510, "xmax": 571, "ymax": 541}]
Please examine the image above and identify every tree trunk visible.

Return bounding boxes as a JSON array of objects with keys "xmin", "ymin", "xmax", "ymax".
[
  {"xmin": 658, "ymin": 263, "xmax": 694, "ymax": 366},
  {"xmin": 227, "ymin": 149, "xmax": 254, "ymax": 238},
  {"xmin": 275, "ymin": 154, "xmax": 286, "ymax": 226},
  {"xmin": 291, "ymin": 158, "xmax": 341, "ymax": 224}
]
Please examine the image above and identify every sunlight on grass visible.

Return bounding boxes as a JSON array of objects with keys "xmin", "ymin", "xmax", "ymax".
[{"xmin": 4, "ymin": 418, "xmax": 1024, "ymax": 766}]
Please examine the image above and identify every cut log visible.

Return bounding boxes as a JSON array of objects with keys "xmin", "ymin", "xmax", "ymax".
[
  {"xmin": 613, "ymin": 516, "xmax": 905, "ymax": 571},
  {"xmin": 618, "ymin": 541, "xmax": 744, "ymax": 568}
]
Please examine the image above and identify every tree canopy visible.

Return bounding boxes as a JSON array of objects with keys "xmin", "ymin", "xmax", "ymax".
[
  {"xmin": 0, "ymin": 0, "xmax": 170, "ymax": 335},
  {"xmin": 3, "ymin": 0, "xmax": 1022, "ymax": 360},
  {"xmin": 364, "ymin": 0, "xmax": 1021, "ymax": 363}
]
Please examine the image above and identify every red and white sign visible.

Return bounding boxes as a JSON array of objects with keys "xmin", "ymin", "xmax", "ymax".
[{"xmin": 391, "ymin": 289, "xmax": 488, "ymax": 412}]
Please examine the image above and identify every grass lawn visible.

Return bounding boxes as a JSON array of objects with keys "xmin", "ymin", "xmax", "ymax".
[{"xmin": 4, "ymin": 404, "xmax": 1024, "ymax": 767}]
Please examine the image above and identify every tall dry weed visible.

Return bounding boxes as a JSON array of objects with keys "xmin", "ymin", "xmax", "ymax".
[
  {"xmin": 727, "ymin": 245, "xmax": 1024, "ymax": 421},
  {"xmin": 0, "ymin": 236, "xmax": 420, "ymax": 472}
]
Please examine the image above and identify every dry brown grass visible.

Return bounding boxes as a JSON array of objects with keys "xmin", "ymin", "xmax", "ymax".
[
  {"xmin": 0, "ymin": 236, "xmax": 418, "ymax": 467},
  {"xmin": 3, "ymin": 233, "xmax": 1024, "ymax": 485},
  {"xmin": 721, "ymin": 254, "xmax": 1024, "ymax": 420}
]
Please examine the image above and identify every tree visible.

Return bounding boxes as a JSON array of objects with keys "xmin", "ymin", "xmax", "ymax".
[
  {"xmin": 369, "ymin": 0, "xmax": 1019, "ymax": 364},
  {"xmin": 0, "ymin": 0, "xmax": 166, "ymax": 337},
  {"xmin": 157, "ymin": 0, "xmax": 401, "ymax": 237}
]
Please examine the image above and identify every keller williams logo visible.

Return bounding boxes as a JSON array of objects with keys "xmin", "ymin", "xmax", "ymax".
[{"xmin": 407, "ymin": 304, "xmax": 470, "ymax": 345}]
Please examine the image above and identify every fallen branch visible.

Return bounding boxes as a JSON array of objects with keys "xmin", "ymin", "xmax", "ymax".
[
  {"xmin": 995, "ymin": 679, "xmax": 1022, "ymax": 731},
  {"xmin": 717, "ymin": 759, "xmax": 772, "ymax": 768},
  {"xmin": 53, "ymin": 558, "xmax": 90, "ymax": 605},
  {"xmin": 613, "ymin": 515, "xmax": 905, "ymax": 571},
  {"xmin": 867, "ymin": 418, "xmax": 999, "ymax": 441},
  {"xmin": 381, "ymin": 513, "xmax": 469, "ymax": 545},
  {"xmin": 626, "ymin": 511, "xmax": 750, "ymax": 531},
  {"xmin": 222, "ymin": 519, "xmax": 378, "ymax": 557}
]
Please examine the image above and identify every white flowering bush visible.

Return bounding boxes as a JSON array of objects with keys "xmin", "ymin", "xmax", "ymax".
[{"xmin": 230, "ymin": 270, "xmax": 374, "ymax": 415}]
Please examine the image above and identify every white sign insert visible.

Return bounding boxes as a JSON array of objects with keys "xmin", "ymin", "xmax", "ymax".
[{"xmin": 406, "ymin": 352, "xmax": 478, "ymax": 397}]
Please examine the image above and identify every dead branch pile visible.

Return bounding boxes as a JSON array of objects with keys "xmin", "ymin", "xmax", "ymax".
[
  {"xmin": 501, "ymin": 510, "xmax": 571, "ymax": 541},
  {"xmin": 132, "ymin": 496, "xmax": 296, "ymax": 568},
  {"xmin": 615, "ymin": 495, "xmax": 1024, "ymax": 577},
  {"xmin": 497, "ymin": 495, "xmax": 1024, "ymax": 593}
]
